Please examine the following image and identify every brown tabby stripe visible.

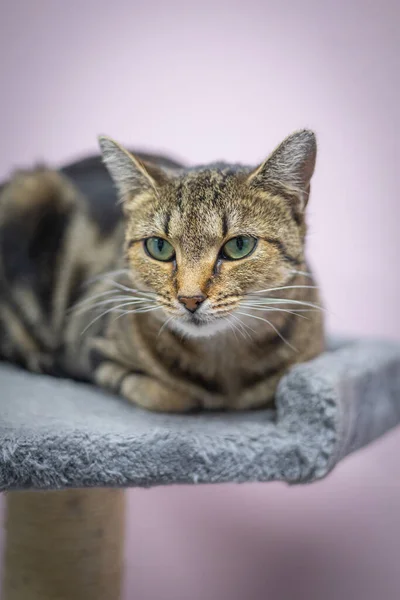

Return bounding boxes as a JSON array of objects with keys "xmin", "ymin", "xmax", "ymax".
[
  {"xmin": 163, "ymin": 211, "xmax": 171, "ymax": 237},
  {"xmin": 222, "ymin": 213, "xmax": 229, "ymax": 238},
  {"xmin": 167, "ymin": 358, "xmax": 223, "ymax": 394},
  {"xmin": 263, "ymin": 238, "xmax": 302, "ymax": 266}
]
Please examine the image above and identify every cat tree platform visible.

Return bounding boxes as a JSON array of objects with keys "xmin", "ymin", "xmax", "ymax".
[{"xmin": 1, "ymin": 337, "xmax": 400, "ymax": 599}]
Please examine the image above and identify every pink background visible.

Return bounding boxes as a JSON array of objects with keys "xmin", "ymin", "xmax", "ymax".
[{"xmin": 0, "ymin": 0, "xmax": 399, "ymax": 598}]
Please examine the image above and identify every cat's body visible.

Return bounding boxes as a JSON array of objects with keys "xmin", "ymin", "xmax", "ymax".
[{"xmin": 0, "ymin": 131, "xmax": 324, "ymax": 411}]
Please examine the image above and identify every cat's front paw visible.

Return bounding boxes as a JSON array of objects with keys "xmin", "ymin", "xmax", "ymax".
[{"xmin": 121, "ymin": 375, "xmax": 199, "ymax": 413}]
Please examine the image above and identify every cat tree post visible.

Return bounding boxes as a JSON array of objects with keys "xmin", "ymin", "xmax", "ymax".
[{"xmin": 2, "ymin": 488, "xmax": 125, "ymax": 600}]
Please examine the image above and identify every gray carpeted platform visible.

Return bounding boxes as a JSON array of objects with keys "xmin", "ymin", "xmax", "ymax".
[{"xmin": 1, "ymin": 338, "xmax": 400, "ymax": 490}]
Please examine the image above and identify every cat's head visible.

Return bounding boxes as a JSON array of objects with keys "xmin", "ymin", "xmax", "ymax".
[{"xmin": 99, "ymin": 130, "xmax": 316, "ymax": 338}]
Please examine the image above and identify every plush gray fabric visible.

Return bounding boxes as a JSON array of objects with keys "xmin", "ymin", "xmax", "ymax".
[{"xmin": 1, "ymin": 338, "xmax": 400, "ymax": 490}]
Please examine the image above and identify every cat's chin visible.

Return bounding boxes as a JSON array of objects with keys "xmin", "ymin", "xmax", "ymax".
[{"xmin": 170, "ymin": 316, "xmax": 231, "ymax": 339}]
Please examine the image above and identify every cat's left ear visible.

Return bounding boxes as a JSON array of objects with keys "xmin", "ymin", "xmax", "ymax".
[
  {"xmin": 98, "ymin": 135, "xmax": 167, "ymax": 202},
  {"xmin": 247, "ymin": 129, "xmax": 317, "ymax": 211}
]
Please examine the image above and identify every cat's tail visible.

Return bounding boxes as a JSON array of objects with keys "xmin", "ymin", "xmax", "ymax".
[
  {"xmin": 0, "ymin": 167, "xmax": 81, "ymax": 372},
  {"xmin": 0, "ymin": 166, "xmax": 78, "ymax": 236}
]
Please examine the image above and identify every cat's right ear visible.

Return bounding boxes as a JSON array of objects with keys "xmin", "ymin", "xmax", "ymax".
[
  {"xmin": 98, "ymin": 136, "xmax": 167, "ymax": 202},
  {"xmin": 247, "ymin": 129, "xmax": 317, "ymax": 212}
]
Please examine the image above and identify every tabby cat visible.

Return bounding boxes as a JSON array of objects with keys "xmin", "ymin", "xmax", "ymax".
[{"xmin": 0, "ymin": 129, "xmax": 324, "ymax": 412}]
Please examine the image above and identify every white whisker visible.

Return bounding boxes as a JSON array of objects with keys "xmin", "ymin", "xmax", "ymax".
[
  {"xmin": 290, "ymin": 269, "xmax": 313, "ymax": 278},
  {"xmin": 111, "ymin": 305, "xmax": 163, "ymax": 322},
  {"xmin": 230, "ymin": 314, "xmax": 251, "ymax": 340},
  {"xmin": 247, "ymin": 298, "xmax": 325, "ymax": 311},
  {"xmin": 240, "ymin": 304, "xmax": 310, "ymax": 320},
  {"xmin": 83, "ymin": 269, "xmax": 157, "ymax": 299},
  {"xmin": 231, "ymin": 314, "xmax": 256, "ymax": 339},
  {"xmin": 101, "ymin": 279, "xmax": 156, "ymax": 298},
  {"xmin": 223, "ymin": 316, "xmax": 240, "ymax": 342},
  {"xmin": 241, "ymin": 303, "xmax": 317, "ymax": 312},
  {"xmin": 251, "ymin": 285, "xmax": 318, "ymax": 295},
  {"xmin": 84, "ymin": 268, "xmax": 131, "ymax": 286},
  {"xmin": 158, "ymin": 315, "xmax": 175, "ymax": 337},
  {"xmin": 237, "ymin": 311, "xmax": 298, "ymax": 352},
  {"xmin": 81, "ymin": 300, "xmax": 158, "ymax": 334},
  {"xmin": 69, "ymin": 288, "xmax": 123, "ymax": 312},
  {"xmin": 72, "ymin": 296, "xmax": 150, "ymax": 315}
]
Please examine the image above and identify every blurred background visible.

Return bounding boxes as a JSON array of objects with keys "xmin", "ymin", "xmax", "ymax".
[{"xmin": 0, "ymin": 0, "xmax": 399, "ymax": 598}]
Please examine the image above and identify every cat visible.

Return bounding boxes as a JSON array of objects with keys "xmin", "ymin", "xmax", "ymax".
[{"xmin": 0, "ymin": 129, "xmax": 324, "ymax": 412}]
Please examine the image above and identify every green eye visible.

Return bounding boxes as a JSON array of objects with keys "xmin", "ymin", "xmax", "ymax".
[
  {"xmin": 144, "ymin": 237, "xmax": 175, "ymax": 262},
  {"xmin": 221, "ymin": 235, "xmax": 257, "ymax": 260}
]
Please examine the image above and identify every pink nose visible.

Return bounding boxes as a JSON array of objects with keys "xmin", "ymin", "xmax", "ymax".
[{"xmin": 178, "ymin": 295, "xmax": 206, "ymax": 313}]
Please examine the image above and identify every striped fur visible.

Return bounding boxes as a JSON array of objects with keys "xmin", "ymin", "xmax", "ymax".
[{"xmin": 0, "ymin": 130, "xmax": 324, "ymax": 412}]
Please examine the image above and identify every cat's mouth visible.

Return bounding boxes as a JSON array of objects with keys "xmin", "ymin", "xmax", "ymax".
[
  {"xmin": 171, "ymin": 310, "xmax": 231, "ymax": 338},
  {"xmin": 186, "ymin": 313, "xmax": 206, "ymax": 327}
]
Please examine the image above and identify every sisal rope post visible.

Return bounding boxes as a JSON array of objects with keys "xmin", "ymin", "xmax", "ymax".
[{"xmin": 2, "ymin": 487, "xmax": 125, "ymax": 600}]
